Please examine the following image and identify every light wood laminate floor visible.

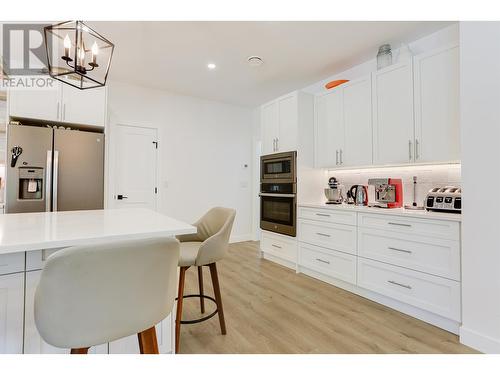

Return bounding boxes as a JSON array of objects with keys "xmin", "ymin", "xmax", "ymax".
[{"xmin": 179, "ymin": 241, "xmax": 477, "ymax": 354}]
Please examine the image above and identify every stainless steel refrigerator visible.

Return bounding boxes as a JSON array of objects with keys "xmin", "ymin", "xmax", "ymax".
[{"xmin": 6, "ymin": 124, "xmax": 104, "ymax": 213}]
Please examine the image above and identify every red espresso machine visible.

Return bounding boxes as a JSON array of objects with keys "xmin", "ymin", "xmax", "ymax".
[{"xmin": 367, "ymin": 178, "xmax": 403, "ymax": 208}]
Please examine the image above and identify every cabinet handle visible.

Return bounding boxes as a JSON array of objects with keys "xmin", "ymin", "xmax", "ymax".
[
  {"xmin": 316, "ymin": 258, "xmax": 330, "ymax": 265},
  {"xmin": 388, "ymin": 246, "xmax": 412, "ymax": 254},
  {"xmin": 339, "ymin": 149, "xmax": 343, "ymax": 164},
  {"xmin": 415, "ymin": 139, "xmax": 420, "ymax": 160},
  {"xmin": 316, "ymin": 232, "xmax": 331, "ymax": 237},
  {"xmin": 316, "ymin": 213, "xmax": 331, "ymax": 217},
  {"xmin": 57, "ymin": 102, "xmax": 60, "ymax": 120},
  {"xmin": 63, "ymin": 103, "xmax": 66, "ymax": 121},
  {"xmin": 272, "ymin": 244, "xmax": 282, "ymax": 249},
  {"xmin": 276, "ymin": 138, "xmax": 279, "ymax": 151},
  {"xmin": 388, "ymin": 222, "xmax": 412, "ymax": 227},
  {"xmin": 388, "ymin": 280, "xmax": 412, "ymax": 289},
  {"xmin": 336, "ymin": 150, "xmax": 339, "ymax": 165},
  {"xmin": 408, "ymin": 140, "xmax": 412, "ymax": 161}
]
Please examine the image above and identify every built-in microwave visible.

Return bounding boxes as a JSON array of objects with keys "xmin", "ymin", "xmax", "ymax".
[
  {"xmin": 259, "ymin": 151, "xmax": 297, "ymax": 237},
  {"xmin": 260, "ymin": 151, "xmax": 296, "ymax": 184}
]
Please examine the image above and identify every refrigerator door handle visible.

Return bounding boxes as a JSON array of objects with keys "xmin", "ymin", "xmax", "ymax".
[
  {"xmin": 45, "ymin": 151, "xmax": 52, "ymax": 212},
  {"xmin": 53, "ymin": 151, "xmax": 59, "ymax": 212}
]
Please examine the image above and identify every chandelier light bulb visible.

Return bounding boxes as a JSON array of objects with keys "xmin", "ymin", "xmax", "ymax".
[{"xmin": 64, "ymin": 34, "xmax": 71, "ymax": 49}]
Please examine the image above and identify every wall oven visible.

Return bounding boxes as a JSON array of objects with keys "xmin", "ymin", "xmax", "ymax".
[{"xmin": 260, "ymin": 151, "xmax": 297, "ymax": 237}]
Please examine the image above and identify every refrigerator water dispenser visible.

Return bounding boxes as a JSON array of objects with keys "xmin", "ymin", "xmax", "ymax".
[{"xmin": 18, "ymin": 167, "xmax": 44, "ymax": 200}]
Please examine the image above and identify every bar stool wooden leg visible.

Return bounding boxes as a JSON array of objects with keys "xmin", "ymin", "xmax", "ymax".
[
  {"xmin": 175, "ymin": 266, "xmax": 188, "ymax": 354},
  {"xmin": 209, "ymin": 263, "xmax": 226, "ymax": 335},
  {"xmin": 198, "ymin": 266, "xmax": 205, "ymax": 314},
  {"xmin": 137, "ymin": 326, "xmax": 159, "ymax": 354},
  {"xmin": 70, "ymin": 347, "xmax": 89, "ymax": 354}
]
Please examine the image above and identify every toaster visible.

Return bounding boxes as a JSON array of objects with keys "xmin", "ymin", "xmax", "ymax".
[{"xmin": 425, "ymin": 186, "xmax": 461, "ymax": 213}]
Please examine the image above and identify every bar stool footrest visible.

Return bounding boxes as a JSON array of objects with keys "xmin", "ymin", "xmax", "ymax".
[{"xmin": 175, "ymin": 294, "xmax": 218, "ymax": 324}]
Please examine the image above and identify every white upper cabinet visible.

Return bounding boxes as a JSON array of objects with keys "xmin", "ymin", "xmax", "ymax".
[
  {"xmin": 8, "ymin": 79, "xmax": 107, "ymax": 127},
  {"xmin": 372, "ymin": 61, "xmax": 415, "ymax": 165},
  {"xmin": 261, "ymin": 102, "xmax": 279, "ymax": 155},
  {"xmin": 314, "ymin": 75, "xmax": 372, "ymax": 168},
  {"xmin": 277, "ymin": 94, "xmax": 298, "ymax": 153},
  {"xmin": 413, "ymin": 43, "xmax": 460, "ymax": 163},
  {"xmin": 9, "ymin": 79, "xmax": 61, "ymax": 122},
  {"xmin": 61, "ymin": 85, "xmax": 107, "ymax": 126},
  {"xmin": 260, "ymin": 91, "xmax": 313, "ymax": 158},
  {"xmin": 314, "ymin": 88, "xmax": 343, "ymax": 167},
  {"xmin": 342, "ymin": 76, "xmax": 373, "ymax": 167}
]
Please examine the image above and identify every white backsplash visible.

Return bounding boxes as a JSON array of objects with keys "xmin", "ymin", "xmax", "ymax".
[{"xmin": 325, "ymin": 164, "xmax": 461, "ymax": 206}]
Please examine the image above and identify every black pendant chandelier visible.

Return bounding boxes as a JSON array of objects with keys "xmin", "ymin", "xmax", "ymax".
[{"xmin": 44, "ymin": 21, "xmax": 114, "ymax": 90}]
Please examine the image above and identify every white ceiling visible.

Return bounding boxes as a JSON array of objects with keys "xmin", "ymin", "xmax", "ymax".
[{"xmin": 91, "ymin": 21, "xmax": 453, "ymax": 107}]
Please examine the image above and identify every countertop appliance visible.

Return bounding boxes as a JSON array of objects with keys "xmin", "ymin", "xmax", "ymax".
[
  {"xmin": 6, "ymin": 124, "xmax": 104, "ymax": 213},
  {"xmin": 425, "ymin": 186, "xmax": 461, "ymax": 213},
  {"xmin": 324, "ymin": 177, "xmax": 344, "ymax": 204},
  {"xmin": 260, "ymin": 151, "xmax": 297, "ymax": 236},
  {"xmin": 348, "ymin": 184, "xmax": 368, "ymax": 206},
  {"xmin": 368, "ymin": 178, "xmax": 403, "ymax": 208}
]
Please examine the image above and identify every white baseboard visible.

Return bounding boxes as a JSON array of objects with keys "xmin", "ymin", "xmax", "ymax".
[
  {"xmin": 230, "ymin": 233, "xmax": 253, "ymax": 243},
  {"xmin": 460, "ymin": 326, "xmax": 500, "ymax": 353}
]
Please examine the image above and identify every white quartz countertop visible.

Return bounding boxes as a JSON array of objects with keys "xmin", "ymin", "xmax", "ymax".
[
  {"xmin": 299, "ymin": 203, "xmax": 462, "ymax": 222},
  {"xmin": 0, "ymin": 208, "xmax": 196, "ymax": 255}
]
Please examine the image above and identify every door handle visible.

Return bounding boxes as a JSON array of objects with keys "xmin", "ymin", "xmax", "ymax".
[
  {"xmin": 388, "ymin": 280, "xmax": 412, "ymax": 289},
  {"xmin": 117, "ymin": 194, "xmax": 128, "ymax": 200},
  {"xmin": 45, "ymin": 150, "xmax": 52, "ymax": 212},
  {"xmin": 53, "ymin": 151, "xmax": 59, "ymax": 212}
]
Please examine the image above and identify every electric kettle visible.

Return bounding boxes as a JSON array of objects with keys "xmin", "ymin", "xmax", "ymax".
[{"xmin": 348, "ymin": 185, "xmax": 368, "ymax": 206}]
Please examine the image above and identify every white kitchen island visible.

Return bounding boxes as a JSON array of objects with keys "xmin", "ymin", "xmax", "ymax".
[{"xmin": 0, "ymin": 208, "xmax": 196, "ymax": 354}]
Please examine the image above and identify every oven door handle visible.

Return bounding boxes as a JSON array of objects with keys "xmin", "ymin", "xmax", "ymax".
[{"xmin": 259, "ymin": 193, "xmax": 296, "ymax": 198}]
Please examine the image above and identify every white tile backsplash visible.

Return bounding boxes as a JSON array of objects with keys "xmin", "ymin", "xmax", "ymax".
[{"xmin": 326, "ymin": 164, "xmax": 461, "ymax": 206}]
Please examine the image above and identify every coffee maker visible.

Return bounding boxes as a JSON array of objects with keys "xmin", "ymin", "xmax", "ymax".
[
  {"xmin": 368, "ymin": 178, "xmax": 403, "ymax": 208},
  {"xmin": 324, "ymin": 177, "xmax": 344, "ymax": 204}
]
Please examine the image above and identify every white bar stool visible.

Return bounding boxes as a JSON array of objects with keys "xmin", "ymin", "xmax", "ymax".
[
  {"xmin": 175, "ymin": 207, "xmax": 236, "ymax": 353},
  {"xmin": 34, "ymin": 237, "xmax": 180, "ymax": 354}
]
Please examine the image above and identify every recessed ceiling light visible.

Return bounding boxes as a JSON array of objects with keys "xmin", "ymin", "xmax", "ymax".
[
  {"xmin": 207, "ymin": 63, "xmax": 216, "ymax": 70},
  {"xmin": 247, "ymin": 56, "xmax": 264, "ymax": 67}
]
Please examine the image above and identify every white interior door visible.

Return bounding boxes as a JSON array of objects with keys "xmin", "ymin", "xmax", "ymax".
[{"xmin": 113, "ymin": 125, "xmax": 158, "ymax": 210}]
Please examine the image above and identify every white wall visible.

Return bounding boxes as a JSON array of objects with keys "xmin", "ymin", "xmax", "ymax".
[
  {"xmin": 459, "ymin": 21, "xmax": 500, "ymax": 353},
  {"xmin": 107, "ymin": 81, "xmax": 254, "ymax": 242}
]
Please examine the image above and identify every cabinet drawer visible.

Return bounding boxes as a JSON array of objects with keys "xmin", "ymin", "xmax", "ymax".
[
  {"xmin": 298, "ymin": 243, "xmax": 356, "ymax": 284},
  {"xmin": 0, "ymin": 253, "xmax": 25, "ymax": 275},
  {"xmin": 299, "ymin": 219, "xmax": 356, "ymax": 255},
  {"xmin": 26, "ymin": 249, "xmax": 64, "ymax": 271},
  {"xmin": 298, "ymin": 207, "xmax": 356, "ymax": 226},
  {"xmin": 261, "ymin": 231, "xmax": 297, "ymax": 262},
  {"xmin": 357, "ymin": 258, "xmax": 461, "ymax": 320},
  {"xmin": 358, "ymin": 228, "xmax": 460, "ymax": 280},
  {"xmin": 357, "ymin": 213, "xmax": 459, "ymax": 240}
]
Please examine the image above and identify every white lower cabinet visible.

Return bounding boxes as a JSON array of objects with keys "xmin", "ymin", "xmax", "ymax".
[
  {"xmin": 296, "ymin": 205, "xmax": 462, "ymax": 332},
  {"xmin": 108, "ymin": 315, "xmax": 173, "ymax": 354},
  {"xmin": 298, "ymin": 242, "xmax": 356, "ymax": 284},
  {"xmin": 0, "ymin": 273, "xmax": 24, "ymax": 354},
  {"xmin": 23, "ymin": 270, "xmax": 108, "ymax": 354},
  {"xmin": 260, "ymin": 230, "xmax": 297, "ymax": 267},
  {"xmin": 298, "ymin": 219, "xmax": 357, "ymax": 255},
  {"xmin": 357, "ymin": 257, "xmax": 461, "ymax": 321},
  {"xmin": 358, "ymin": 227, "xmax": 460, "ymax": 280}
]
